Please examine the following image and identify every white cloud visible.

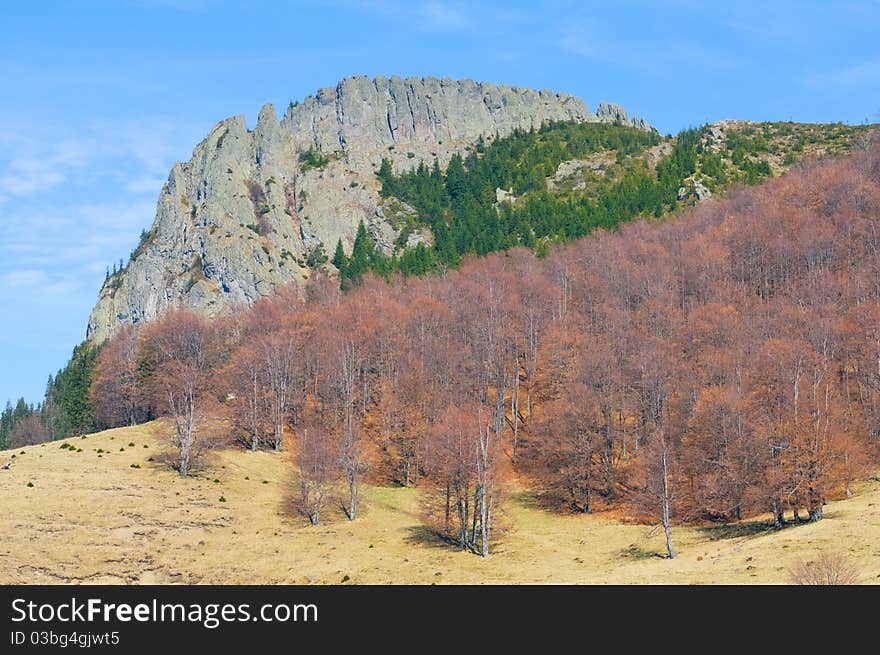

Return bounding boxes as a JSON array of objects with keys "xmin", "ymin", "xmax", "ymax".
[
  {"xmin": 420, "ymin": 2, "xmax": 471, "ymax": 31},
  {"xmin": 0, "ymin": 140, "xmax": 89, "ymax": 197},
  {"xmin": 0, "ymin": 118, "xmax": 197, "ymax": 202},
  {"xmin": 0, "ymin": 199, "xmax": 156, "ymax": 285},
  {"xmin": 0, "ymin": 269, "xmax": 48, "ymax": 288}
]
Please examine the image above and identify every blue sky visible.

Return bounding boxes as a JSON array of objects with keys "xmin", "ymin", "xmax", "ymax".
[{"xmin": 1, "ymin": 0, "xmax": 879, "ymax": 405}]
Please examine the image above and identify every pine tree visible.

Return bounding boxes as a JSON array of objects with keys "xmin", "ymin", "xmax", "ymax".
[
  {"xmin": 0, "ymin": 400, "xmax": 13, "ymax": 450},
  {"xmin": 377, "ymin": 158, "xmax": 394, "ymax": 196},
  {"xmin": 332, "ymin": 239, "xmax": 348, "ymax": 273},
  {"xmin": 46, "ymin": 341, "xmax": 100, "ymax": 438},
  {"xmin": 445, "ymin": 153, "xmax": 467, "ymax": 201},
  {"xmin": 347, "ymin": 221, "xmax": 374, "ymax": 282}
]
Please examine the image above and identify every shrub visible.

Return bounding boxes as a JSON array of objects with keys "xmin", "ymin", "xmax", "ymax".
[
  {"xmin": 788, "ymin": 551, "xmax": 860, "ymax": 585},
  {"xmin": 299, "ymin": 149, "xmax": 332, "ymax": 171}
]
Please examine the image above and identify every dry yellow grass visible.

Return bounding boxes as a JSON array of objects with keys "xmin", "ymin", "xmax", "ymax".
[{"xmin": 1, "ymin": 421, "xmax": 878, "ymax": 584}]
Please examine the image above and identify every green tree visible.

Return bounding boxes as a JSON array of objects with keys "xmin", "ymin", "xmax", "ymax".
[
  {"xmin": 332, "ymin": 238, "xmax": 348, "ymax": 274},
  {"xmin": 44, "ymin": 341, "xmax": 100, "ymax": 438},
  {"xmin": 0, "ymin": 400, "xmax": 14, "ymax": 450},
  {"xmin": 445, "ymin": 153, "xmax": 467, "ymax": 201},
  {"xmin": 346, "ymin": 221, "xmax": 374, "ymax": 282}
]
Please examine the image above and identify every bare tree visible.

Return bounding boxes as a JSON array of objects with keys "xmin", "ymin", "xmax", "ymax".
[
  {"xmin": 338, "ymin": 418, "xmax": 365, "ymax": 520},
  {"xmin": 296, "ymin": 423, "xmax": 333, "ymax": 525},
  {"xmin": 141, "ymin": 310, "xmax": 213, "ymax": 477},
  {"xmin": 90, "ymin": 324, "xmax": 147, "ymax": 428},
  {"xmin": 788, "ymin": 551, "xmax": 860, "ymax": 585}
]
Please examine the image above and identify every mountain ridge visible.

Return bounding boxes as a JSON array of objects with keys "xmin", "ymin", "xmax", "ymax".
[{"xmin": 86, "ymin": 75, "xmax": 652, "ymax": 343}]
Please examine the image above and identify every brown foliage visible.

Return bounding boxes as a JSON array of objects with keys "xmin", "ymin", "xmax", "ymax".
[
  {"xmin": 92, "ymin": 138, "xmax": 880, "ymax": 553},
  {"xmin": 8, "ymin": 414, "xmax": 46, "ymax": 449},
  {"xmin": 138, "ymin": 309, "xmax": 218, "ymax": 476},
  {"xmin": 90, "ymin": 324, "xmax": 149, "ymax": 429}
]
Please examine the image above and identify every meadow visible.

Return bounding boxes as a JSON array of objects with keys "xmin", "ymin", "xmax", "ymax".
[{"xmin": 1, "ymin": 421, "xmax": 878, "ymax": 585}]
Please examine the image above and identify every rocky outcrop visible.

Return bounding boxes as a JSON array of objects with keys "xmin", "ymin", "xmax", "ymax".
[
  {"xmin": 678, "ymin": 178, "xmax": 713, "ymax": 202},
  {"xmin": 86, "ymin": 76, "xmax": 652, "ymax": 343},
  {"xmin": 596, "ymin": 100, "xmax": 653, "ymax": 131}
]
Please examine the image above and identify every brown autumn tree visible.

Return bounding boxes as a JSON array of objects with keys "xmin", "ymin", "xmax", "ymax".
[
  {"xmin": 224, "ymin": 342, "xmax": 268, "ymax": 450},
  {"xmin": 91, "ymin": 323, "xmax": 150, "ymax": 429},
  {"xmin": 8, "ymin": 414, "xmax": 47, "ymax": 448},
  {"xmin": 294, "ymin": 417, "xmax": 334, "ymax": 525},
  {"xmin": 425, "ymin": 402, "xmax": 502, "ymax": 555},
  {"xmin": 95, "ymin": 136, "xmax": 880, "ymax": 552},
  {"xmin": 139, "ymin": 309, "xmax": 215, "ymax": 477}
]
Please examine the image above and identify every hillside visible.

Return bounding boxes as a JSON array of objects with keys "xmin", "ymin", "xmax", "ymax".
[
  {"xmin": 4, "ymin": 130, "xmax": 880, "ymax": 585},
  {"xmin": 85, "ymin": 76, "xmax": 652, "ymax": 344},
  {"xmin": 1, "ymin": 422, "xmax": 878, "ymax": 584},
  {"xmin": 84, "ymin": 74, "xmax": 873, "ymax": 344}
]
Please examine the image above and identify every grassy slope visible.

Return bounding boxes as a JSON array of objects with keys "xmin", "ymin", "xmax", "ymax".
[{"xmin": 1, "ymin": 422, "xmax": 878, "ymax": 585}]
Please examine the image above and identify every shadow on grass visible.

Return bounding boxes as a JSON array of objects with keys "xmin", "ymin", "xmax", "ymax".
[
  {"xmin": 404, "ymin": 525, "xmax": 462, "ymax": 550},
  {"xmin": 404, "ymin": 525, "xmax": 509, "ymax": 557},
  {"xmin": 696, "ymin": 520, "xmax": 784, "ymax": 542},
  {"xmin": 618, "ymin": 544, "xmax": 666, "ymax": 560},
  {"xmin": 511, "ymin": 490, "xmax": 541, "ymax": 510}
]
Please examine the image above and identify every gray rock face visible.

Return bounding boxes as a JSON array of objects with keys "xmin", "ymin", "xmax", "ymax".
[
  {"xmin": 678, "ymin": 178, "xmax": 713, "ymax": 202},
  {"xmin": 86, "ymin": 76, "xmax": 652, "ymax": 343},
  {"xmin": 596, "ymin": 100, "xmax": 653, "ymax": 131}
]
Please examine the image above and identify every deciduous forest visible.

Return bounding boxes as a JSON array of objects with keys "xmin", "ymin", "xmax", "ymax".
[{"xmin": 80, "ymin": 137, "xmax": 880, "ymax": 557}]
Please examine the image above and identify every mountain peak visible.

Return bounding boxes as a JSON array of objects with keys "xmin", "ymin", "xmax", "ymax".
[{"xmin": 85, "ymin": 77, "xmax": 651, "ymax": 343}]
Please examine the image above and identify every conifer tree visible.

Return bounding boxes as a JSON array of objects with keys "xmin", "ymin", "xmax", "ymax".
[
  {"xmin": 347, "ymin": 220, "xmax": 373, "ymax": 281},
  {"xmin": 332, "ymin": 238, "xmax": 348, "ymax": 274}
]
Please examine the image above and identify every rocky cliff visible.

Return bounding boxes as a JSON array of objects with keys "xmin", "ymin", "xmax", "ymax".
[{"xmin": 86, "ymin": 76, "xmax": 651, "ymax": 343}]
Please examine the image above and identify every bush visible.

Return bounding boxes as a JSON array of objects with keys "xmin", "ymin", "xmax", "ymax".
[
  {"xmin": 299, "ymin": 149, "xmax": 332, "ymax": 171},
  {"xmin": 788, "ymin": 551, "xmax": 860, "ymax": 585}
]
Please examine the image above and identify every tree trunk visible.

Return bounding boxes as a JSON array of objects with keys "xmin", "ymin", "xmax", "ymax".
[
  {"xmin": 660, "ymin": 442, "xmax": 675, "ymax": 559},
  {"xmin": 347, "ymin": 485, "xmax": 358, "ymax": 520},
  {"xmin": 512, "ymin": 354, "xmax": 520, "ymax": 464},
  {"xmin": 480, "ymin": 481, "xmax": 490, "ymax": 558},
  {"xmin": 773, "ymin": 500, "xmax": 785, "ymax": 528},
  {"xmin": 471, "ymin": 490, "xmax": 479, "ymax": 550},
  {"xmin": 444, "ymin": 479, "xmax": 451, "ymax": 535}
]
